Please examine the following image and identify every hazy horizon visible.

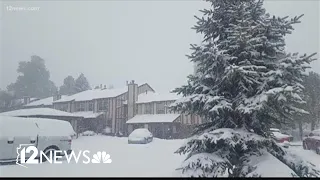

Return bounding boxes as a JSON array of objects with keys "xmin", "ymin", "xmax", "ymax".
[{"xmin": 1, "ymin": 0, "xmax": 319, "ymax": 94}]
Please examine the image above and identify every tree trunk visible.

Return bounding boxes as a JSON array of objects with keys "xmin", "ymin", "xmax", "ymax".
[{"xmin": 298, "ymin": 121, "xmax": 303, "ymax": 141}]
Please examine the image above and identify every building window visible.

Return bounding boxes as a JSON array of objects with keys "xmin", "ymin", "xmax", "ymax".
[
  {"xmin": 89, "ymin": 102, "xmax": 94, "ymax": 111},
  {"xmin": 156, "ymin": 102, "xmax": 165, "ymax": 114},
  {"xmin": 58, "ymin": 104, "xmax": 68, "ymax": 112},
  {"xmin": 98, "ymin": 100, "xmax": 108, "ymax": 111},
  {"xmin": 75, "ymin": 102, "xmax": 85, "ymax": 112},
  {"xmin": 145, "ymin": 103, "xmax": 153, "ymax": 114}
]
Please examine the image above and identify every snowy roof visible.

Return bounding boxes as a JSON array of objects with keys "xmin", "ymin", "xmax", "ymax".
[
  {"xmin": 124, "ymin": 92, "xmax": 182, "ymax": 104},
  {"xmin": 24, "ymin": 95, "xmax": 68, "ymax": 107},
  {"xmin": 126, "ymin": 114, "xmax": 180, "ymax": 124},
  {"xmin": 54, "ymin": 87, "xmax": 128, "ymax": 103},
  {"xmin": 10, "ymin": 97, "xmax": 39, "ymax": 106},
  {"xmin": 136, "ymin": 92, "xmax": 181, "ymax": 104},
  {"xmin": 72, "ymin": 111, "xmax": 105, "ymax": 119},
  {"xmin": 0, "ymin": 108, "xmax": 81, "ymax": 118}
]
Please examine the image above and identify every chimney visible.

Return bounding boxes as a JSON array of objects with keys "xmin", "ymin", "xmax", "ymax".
[
  {"xmin": 23, "ymin": 96, "xmax": 30, "ymax": 105},
  {"xmin": 127, "ymin": 80, "xmax": 138, "ymax": 120}
]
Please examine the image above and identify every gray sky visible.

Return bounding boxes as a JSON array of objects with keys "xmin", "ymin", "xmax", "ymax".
[{"xmin": 0, "ymin": 0, "xmax": 319, "ymax": 94}]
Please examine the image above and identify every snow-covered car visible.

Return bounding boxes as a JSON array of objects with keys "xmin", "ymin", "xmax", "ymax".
[
  {"xmin": 270, "ymin": 128, "xmax": 293, "ymax": 148},
  {"xmin": 0, "ymin": 116, "xmax": 73, "ymax": 163},
  {"xmin": 303, "ymin": 129, "xmax": 320, "ymax": 154},
  {"xmin": 128, "ymin": 128, "xmax": 153, "ymax": 144}
]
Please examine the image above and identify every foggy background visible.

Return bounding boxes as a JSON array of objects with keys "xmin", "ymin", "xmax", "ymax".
[{"xmin": 0, "ymin": 0, "xmax": 319, "ymax": 93}]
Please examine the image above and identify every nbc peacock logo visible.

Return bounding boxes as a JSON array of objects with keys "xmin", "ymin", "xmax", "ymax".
[{"xmin": 91, "ymin": 151, "xmax": 112, "ymax": 163}]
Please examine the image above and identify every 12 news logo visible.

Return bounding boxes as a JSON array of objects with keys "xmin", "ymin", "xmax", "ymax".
[{"xmin": 16, "ymin": 144, "xmax": 112, "ymax": 168}]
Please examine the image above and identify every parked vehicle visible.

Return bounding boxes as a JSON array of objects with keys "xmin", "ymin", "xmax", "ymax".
[
  {"xmin": 128, "ymin": 128, "xmax": 153, "ymax": 144},
  {"xmin": 303, "ymin": 129, "xmax": 320, "ymax": 154},
  {"xmin": 0, "ymin": 116, "xmax": 73, "ymax": 163},
  {"xmin": 270, "ymin": 128, "xmax": 293, "ymax": 148}
]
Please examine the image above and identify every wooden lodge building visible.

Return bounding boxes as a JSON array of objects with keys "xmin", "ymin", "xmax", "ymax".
[{"xmin": 0, "ymin": 81, "xmax": 205, "ymax": 139}]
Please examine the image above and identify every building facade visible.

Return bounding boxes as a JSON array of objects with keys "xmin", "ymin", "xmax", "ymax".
[
  {"xmin": 10, "ymin": 80, "xmax": 205, "ymax": 139},
  {"xmin": 125, "ymin": 85, "xmax": 204, "ymax": 139},
  {"xmin": 52, "ymin": 81, "xmax": 155, "ymax": 135}
]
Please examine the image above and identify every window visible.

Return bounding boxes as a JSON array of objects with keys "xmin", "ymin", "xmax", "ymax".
[
  {"xmin": 156, "ymin": 102, "xmax": 165, "ymax": 114},
  {"xmin": 145, "ymin": 103, "xmax": 153, "ymax": 114},
  {"xmin": 58, "ymin": 104, "xmax": 68, "ymax": 112},
  {"xmin": 76, "ymin": 102, "xmax": 85, "ymax": 112},
  {"xmin": 98, "ymin": 100, "xmax": 108, "ymax": 111},
  {"xmin": 89, "ymin": 102, "xmax": 94, "ymax": 111}
]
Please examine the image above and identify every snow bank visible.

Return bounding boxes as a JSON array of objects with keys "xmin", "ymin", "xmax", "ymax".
[
  {"xmin": 0, "ymin": 136, "xmax": 186, "ymax": 177},
  {"xmin": 245, "ymin": 151, "xmax": 297, "ymax": 177},
  {"xmin": 102, "ymin": 126, "xmax": 112, "ymax": 134},
  {"xmin": 80, "ymin": 131, "xmax": 96, "ymax": 136}
]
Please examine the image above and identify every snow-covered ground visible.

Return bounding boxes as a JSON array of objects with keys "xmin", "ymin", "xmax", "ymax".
[
  {"xmin": 0, "ymin": 136, "xmax": 319, "ymax": 177},
  {"xmin": 287, "ymin": 144, "xmax": 320, "ymax": 170},
  {"xmin": 0, "ymin": 136, "xmax": 186, "ymax": 177}
]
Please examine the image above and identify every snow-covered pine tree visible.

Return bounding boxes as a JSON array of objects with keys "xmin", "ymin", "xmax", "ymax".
[
  {"xmin": 75, "ymin": 73, "xmax": 91, "ymax": 93},
  {"xmin": 170, "ymin": 0, "xmax": 319, "ymax": 177}
]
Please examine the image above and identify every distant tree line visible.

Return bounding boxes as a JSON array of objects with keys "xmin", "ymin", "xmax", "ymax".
[{"xmin": 0, "ymin": 55, "xmax": 91, "ymax": 109}]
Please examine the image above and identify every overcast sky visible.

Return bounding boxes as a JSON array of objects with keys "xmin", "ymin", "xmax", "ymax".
[{"xmin": 0, "ymin": 0, "xmax": 319, "ymax": 94}]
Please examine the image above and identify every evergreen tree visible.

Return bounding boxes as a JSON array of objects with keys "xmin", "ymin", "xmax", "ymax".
[
  {"xmin": 59, "ymin": 75, "xmax": 76, "ymax": 95},
  {"xmin": 7, "ymin": 55, "xmax": 58, "ymax": 98},
  {"xmin": 170, "ymin": 0, "xmax": 319, "ymax": 177},
  {"xmin": 0, "ymin": 89, "xmax": 14, "ymax": 110},
  {"xmin": 74, "ymin": 73, "xmax": 91, "ymax": 93},
  {"xmin": 302, "ymin": 72, "xmax": 320, "ymax": 130}
]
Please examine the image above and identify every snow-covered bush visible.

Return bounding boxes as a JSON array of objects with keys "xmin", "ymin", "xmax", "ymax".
[
  {"xmin": 170, "ymin": 0, "xmax": 319, "ymax": 177},
  {"xmin": 101, "ymin": 126, "xmax": 112, "ymax": 135},
  {"xmin": 80, "ymin": 130, "xmax": 96, "ymax": 136}
]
